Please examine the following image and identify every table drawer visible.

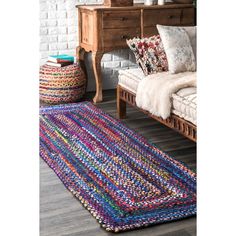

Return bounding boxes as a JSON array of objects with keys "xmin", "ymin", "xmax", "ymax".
[
  {"xmin": 103, "ymin": 10, "xmax": 140, "ymax": 29},
  {"xmin": 181, "ymin": 8, "xmax": 195, "ymax": 25},
  {"xmin": 103, "ymin": 28, "xmax": 141, "ymax": 48},
  {"xmin": 143, "ymin": 26, "xmax": 158, "ymax": 38},
  {"xmin": 143, "ymin": 9, "xmax": 182, "ymax": 27}
]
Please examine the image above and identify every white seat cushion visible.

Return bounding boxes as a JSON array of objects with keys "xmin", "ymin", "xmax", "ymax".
[
  {"xmin": 172, "ymin": 87, "xmax": 197, "ymax": 125},
  {"xmin": 118, "ymin": 68, "xmax": 145, "ymax": 93}
]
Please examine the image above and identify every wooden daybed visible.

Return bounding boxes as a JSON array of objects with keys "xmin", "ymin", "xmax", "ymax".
[{"xmin": 117, "ymin": 84, "xmax": 197, "ymax": 142}]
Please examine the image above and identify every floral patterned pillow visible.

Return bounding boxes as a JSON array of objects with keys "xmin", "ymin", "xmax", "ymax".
[
  {"xmin": 126, "ymin": 35, "xmax": 168, "ymax": 76},
  {"xmin": 156, "ymin": 25, "xmax": 196, "ymax": 74}
]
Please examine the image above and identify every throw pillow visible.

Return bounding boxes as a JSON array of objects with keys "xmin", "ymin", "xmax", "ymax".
[
  {"xmin": 183, "ymin": 26, "xmax": 197, "ymax": 60},
  {"xmin": 126, "ymin": 35, "xmax": 168, "ymax": 76},
  {"xmin": 156, "ymin": 25, "xmax": 196, "ymax": 74}
]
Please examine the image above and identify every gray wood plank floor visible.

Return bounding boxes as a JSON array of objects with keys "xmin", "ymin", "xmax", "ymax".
[{"xmin": 40, "ymin": 90, "xmax": 196, "ymax": 236}]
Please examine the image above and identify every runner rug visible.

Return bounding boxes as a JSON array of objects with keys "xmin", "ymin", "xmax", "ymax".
[{"xmin": 40, "ymin": 102, "xmax": 196, "ymax": 232}]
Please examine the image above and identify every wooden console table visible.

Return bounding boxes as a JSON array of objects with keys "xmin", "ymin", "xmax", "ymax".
[{"xmin": 76, "ymin": 3, "xmax": 195, "ymax": 103}]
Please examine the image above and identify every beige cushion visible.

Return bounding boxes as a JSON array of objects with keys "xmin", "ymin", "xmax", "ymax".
[
  {"xmin": 172, "ymin": 87, "xmax": 197, "ymax": 125},
  {"xmin": 118, "ymin": 68, "xmax": 145, "ymax": 93},
  {"xmin": 156, "ymin": 25, "xmax": 196, "ymax": 74}
]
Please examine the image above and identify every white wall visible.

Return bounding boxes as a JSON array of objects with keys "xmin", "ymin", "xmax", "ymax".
[{"xmin": 39, "ymin": 0, "xmax": 142, "ymax": 91}]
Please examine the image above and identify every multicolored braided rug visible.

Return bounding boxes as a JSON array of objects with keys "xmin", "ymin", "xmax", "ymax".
[{"xmin": 40, "ymin": 102, "xmax": 196, "ymax": 232}]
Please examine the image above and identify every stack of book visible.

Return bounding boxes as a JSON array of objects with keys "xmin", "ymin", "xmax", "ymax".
[{"xmin": 46, "ymin": 54, "xmax": 75, "ymax": 67}]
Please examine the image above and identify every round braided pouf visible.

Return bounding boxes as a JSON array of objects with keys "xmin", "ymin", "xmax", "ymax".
[{"xmin": 39, "ymin": 63, "xmax": 86, "ymax": 104}]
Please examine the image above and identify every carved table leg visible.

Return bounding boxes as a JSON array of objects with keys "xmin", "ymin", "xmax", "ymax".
[
  {"xmin": 91, "ymin": 51, "xmax": 103, "ymax": 103},
  {"xmin": 76, "ymin": 46, "xmax": 88, "ymax": 91},
  {"xmin": 76, "ymin": 46, "xmax": 85, "ymax": 62},
  {"xmin": 76, "ymin": 47, "xmax": 87, "ymax": 73}
]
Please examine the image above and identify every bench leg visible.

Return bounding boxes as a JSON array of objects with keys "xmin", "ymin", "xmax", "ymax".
[{"xmin": 117, "ymin": 86, "xmax": 126, "ymax": 119}]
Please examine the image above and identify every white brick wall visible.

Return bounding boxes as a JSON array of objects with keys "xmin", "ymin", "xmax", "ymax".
[{"xmin": 39, "ymin": 0, "xmax": 145, "ymax": 91}]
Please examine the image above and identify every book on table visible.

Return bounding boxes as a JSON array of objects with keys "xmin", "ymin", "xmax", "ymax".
[
  {"xmin": 48, "ymin": 54, "xmax": 75, "ymax": 63},
  {"xmin": 46, "ymin": 60, "xmax": 73, "ymax": 67}
]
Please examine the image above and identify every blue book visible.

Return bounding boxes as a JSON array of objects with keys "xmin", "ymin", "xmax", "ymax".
[{"xmin": 48, "ymin": 54, "xmax": 75, "ymax": 63}]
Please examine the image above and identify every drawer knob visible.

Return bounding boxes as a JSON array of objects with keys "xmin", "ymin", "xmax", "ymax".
[
  {"xmin": 168, "ymin": 15, "xmax": 174, "ymax": 19},
  {"xmin": 121, "ymin": 35, "xmax": 128, "ymax": 39},
  {"xmin": 121, "ymin": 17, "xmax": 127, "ymax": 21}
]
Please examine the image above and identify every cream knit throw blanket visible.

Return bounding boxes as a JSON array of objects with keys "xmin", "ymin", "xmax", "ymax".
[{"xmin": 136, "ymin": 72, "xmax": 197, "ymax": 119}]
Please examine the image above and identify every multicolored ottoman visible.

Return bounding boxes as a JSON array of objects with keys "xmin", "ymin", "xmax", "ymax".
[{"xmin": 39, "ymin": 63, "xmax": 86, "ymax": 104}]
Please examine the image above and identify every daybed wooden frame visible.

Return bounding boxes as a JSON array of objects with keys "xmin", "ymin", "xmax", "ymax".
[{"xmin": 117, "ymin": 85, "xmax": 197, "ymax": 142}]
